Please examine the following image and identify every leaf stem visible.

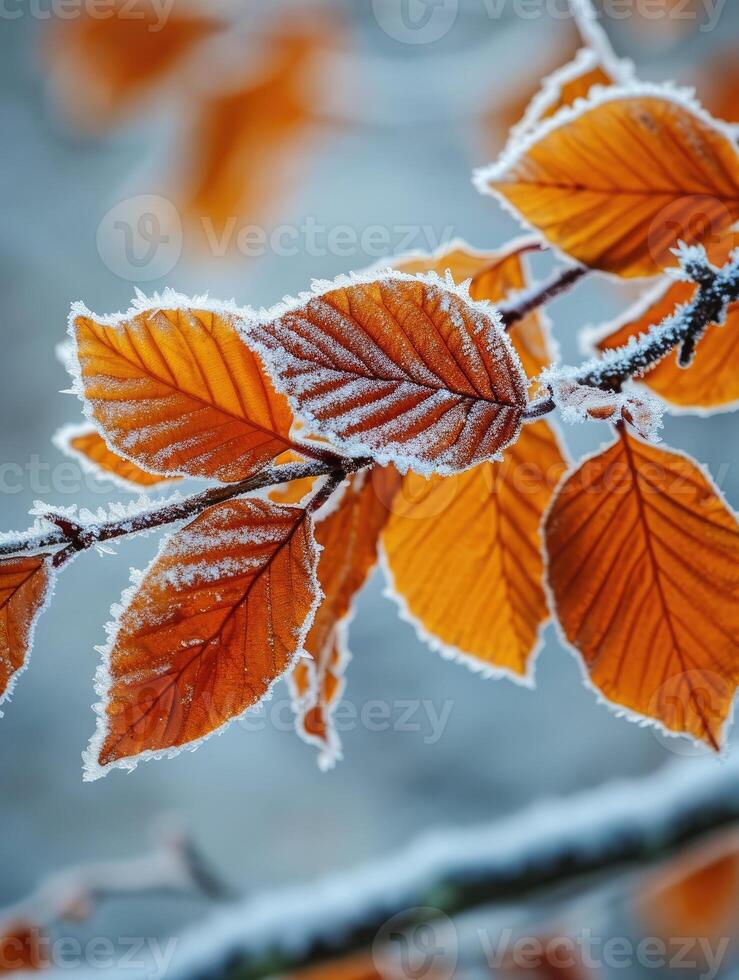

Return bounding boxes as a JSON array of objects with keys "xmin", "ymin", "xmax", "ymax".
[{"xmin": 500, "ymin": 263, "xmax": 588, "ymax": 329}]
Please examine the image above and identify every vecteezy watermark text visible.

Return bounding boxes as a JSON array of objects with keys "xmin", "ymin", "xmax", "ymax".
[
  {"xmin": 0, "ymin": 0, "xmax": 175, "ymax": 30},
  {"xmin": 371, "ymin": 0, "xmax": 726, "ymax": 44}
]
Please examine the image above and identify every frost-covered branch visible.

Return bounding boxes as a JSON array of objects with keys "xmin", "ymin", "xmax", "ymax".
[
  {"xmin": 577, "ymin": 246, "xmax": 739, "ymax": 389},
  {"xmin": 144, "ymin": 754, "xmax": 739, "ymax": 980},
  {"xmin": 0, "ymin": 828, "xmax": 232, "ymax": 936},
  {"xmin": 0, "ymin": 456, "xmax": 368, "ymax": 564}
]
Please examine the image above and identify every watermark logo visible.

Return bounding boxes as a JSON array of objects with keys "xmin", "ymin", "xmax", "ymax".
[
  {"xmin": 371, "ymin": 0, "xmax": 459, "ymax": 44},
  {"xmin": 97, "ymin": 194, "xmax": 182, "ymax": 282},
  {"xmin": 373, "ymin": 909, "xmax": 457, "ymax": 979},
  {"xmin": 648, "ymin": 669, "xmax": 730, "ymax": 757}
]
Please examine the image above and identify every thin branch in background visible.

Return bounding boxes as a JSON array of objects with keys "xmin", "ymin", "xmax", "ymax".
[
  {"xmin": 0, "ymin": 827, "xmax": 234, "ymax": 937},
  {"xmin": 163, "ymin": 754, "xmax": 739, "ymax": 979}
]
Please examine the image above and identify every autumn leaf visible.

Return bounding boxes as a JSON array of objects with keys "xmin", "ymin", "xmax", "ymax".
[
  {"xmin": 637, "ymin": 829, "xmax": 739, "ymax": 946},
  {"xmin": 476, "ymin": 87, "xmax": 739, "ymax": 278},
  {"xmin": 292, "ymin": 466, "xmax": 401, "ymax": 768},
  {"xmin": 390, "ymin": 237, "xmax": 554, "ymax": 387},
  {"xmin": 287, "ymin": 952, "xmax": 385, "ymax": 980},
  {"xmin": 0, "ymin": 923, "xmax": 47, "ymax": 973},
  {"xmin": 54, "ymin": 424, "xmax": 178, "ymax": 491},
  {"xmin": 86, "ymin": 498, "xmax": 320, "ymax": 778},
  {"xmin": 44, "ymin": 0, "xmax": 220, "ymax": 129},
  {"xmin": 589, "ymin": 277, "xmax": 739, "ymax": 411},
  {"xmin": 0, "ymin": 555, "xmax": 52, "ymax": 711},
  {"xmin": 544, "ymin": 427, "xmax": 739, "ymax": 749},
  {"xmin": 382, "ymin": 421, "xmax": 566, "ymax": 679},
  {"xmin": 70, "ymin": 296, "xmax": 311, "ymax": 484},
  {"xmin": 700, "ymin": 48, "xmax": 739, "ymax": 125},
  {"xmin": 513, "ymin": 46, "xmax": 626, "ymax": 142},
  {"xmin": 183, "ymin": 20, "xmax": 336, "ymax": 233},
  {"xmin": 246, "ymin": 272, "xmax": 529, "ymax": 476}
]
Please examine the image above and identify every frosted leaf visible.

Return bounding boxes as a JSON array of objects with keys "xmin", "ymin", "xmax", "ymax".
[
  {"xmin": 542, "ymin": 366, "xmax": 663, "ymax": 441},
  {"xmin": 242, "ymin": 270, "xmax": 529, "ymax": 476}
]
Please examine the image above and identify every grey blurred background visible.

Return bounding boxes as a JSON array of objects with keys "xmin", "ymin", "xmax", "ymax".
[{"xmin": 1, "ymin": 0, "xmax": 738, "ymax": 969}]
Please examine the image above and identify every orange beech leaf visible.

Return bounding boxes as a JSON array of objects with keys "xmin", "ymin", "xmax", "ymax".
[
  {"xmin": 389, "ymin": 238, "xmax": 554, "ymax": 386},
  {"xmin": 513, "ymin": 46, "xmax": 628, "ymax": 142},
  {"xmin": 497, "ymin": 932, "xmax": 594, "ymax": 979},
  {"xmin": 183, "ymin": 20, "xmax": 335, "ymax": 233},
  {"xmin": 86, "ymin": 498, "xmax": 320, "ymax": 778},
  {"xmin": 0, "ymin": 555, "xmax": 52, "ymax": 711},
  {"xmin": 0, "ymin": 923, "xmax": 47, "ymax": 973},
  {"xmin": 476, "ymin": 87, "xmax": 739, "ymax": 278},
  {"xmin": 382, "ymin": 421, "xmax": 566, "ymax": 679},
  {"xmin": 44, "ymin": 0, "xmax": 220, "ymax": 129},
  {"xmin": 54, "ymin": 424, "xmax": 178, "ymax": 491},
  {"xmin": 70, "ymin": 295, "xmax": 306, "ymax": 484},
  {"xmin": 286, "ymin": 952, "xmax": 384, "ymax": 980},
  {"xmin": 637, "ymin": 829, "xmax": 739, "ymax": 946},
  {"xmin": 545, "ymin": 427, "xmax": 739, "ymax": 749},
  {"xmin": 588, "ymin": 277, "xmax": 739, "ymax": 411},
  {"xmin": 700, "ymin": 49, "xmax": 739, "ymax": 126},
  {"xmin": 246, "ymin": 272, "xmax": 529, "ymax": 477},
  {"xmin": 292, "ymin": 466, "xmax": 401, "ymax": 768}
]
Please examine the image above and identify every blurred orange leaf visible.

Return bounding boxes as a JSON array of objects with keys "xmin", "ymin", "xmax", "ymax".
[
  {"xmin": 248, "ymin": 273, "xmax": 529, "ymax": 476},
  {"xmin": 637, "ymin": 829, "xmax": 739, "ymax": 945},
  {"xmin": 293, "ymin": 466, "xmax": 401, "ymax": 767},
  {"xmin": 545, "ymin": 427, "xmax": 739, "ymax": 748},
  {"xmin": 72, "ymin": 301, "xmax": 303, "ymax": 484},
  {"xmin": 45, "ymin": 0, "xmax": 220, "ymax": 128},
  {"xmin": 0, "ymin": 923, "xmax": 47, "ymax": 973},
  {"xmin": 89, "ymin": 498, "xmax": 320, "ymax": 776},
  {"xmin": 286, "ymin": 952, "xmax": 383, "ymax": 979},
  {"xmin": 383, "ymin": 421, "xmax": 566, "ymax": 679},
  {"xmin": 55, "ymin": 425, "xmax": 178, "ymax": 491},
  {"xmin": 477, "ymin": 88, "xmax": 739, "ymax": 278},
  {"xmin": 0, "ymin": 555, "xmax": 52, "ymax": 708},
  {"xmin": 184, "ymin": 20, "xmax": 335, "ymax": 232}
]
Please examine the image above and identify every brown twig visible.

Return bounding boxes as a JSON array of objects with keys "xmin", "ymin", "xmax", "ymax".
[
  {"xmin": 500, "ymin": 264, "xmax": 588, "ymax": 329},
  {"xmin": 0, "ymin": 456, "xmax": 370, "ymax": 564},
  {"xmin": 0, "ymin": 829, "xmax": 234, "ymax": 936}
]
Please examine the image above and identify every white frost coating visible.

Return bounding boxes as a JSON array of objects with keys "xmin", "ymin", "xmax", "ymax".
[
  {"xmin": 52, "ymin": 422, "xmax": 176, "ymax": 494},
  {"xmin": 0, "ymin": 516, "xmax": 57, "ymax": 552},
  {"xmin": 240, "ymin": 268, "xmax": 529, "ymax": 478},
  {"xmin": 0, "ymin": 554, "xmax": 56, "ymax": 717},
  {"xmin": 76, "ymin": 750, "xmax": 739, "ymax": 980},
  {"xmin": 508, "ymin": 46, "xmax": 634, "ymax": 147},
  {"xmin": 378, "ymin": 544, "xmax": 540, "ymax": 690},
  {"xmin": 568, "ymin": 0, "xmax": 633, "ymax": 81},
  {"xmin": 580, "ymin": 276, "xmax": 739, "ymax": 419},
  {"xmin": 83, "ymin": 498, "xmax": 323, "ymax": 781},
  {"xmin": 473, "ymin": 82, "xmax": 737, "ymax": 277},
  {"xmin": 541, "ymin": 365, "xmax": 664, "ymax": 441},
  {"xmin": 540, "ymin": 432, "xmax": 739, "ymax": 753}
]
